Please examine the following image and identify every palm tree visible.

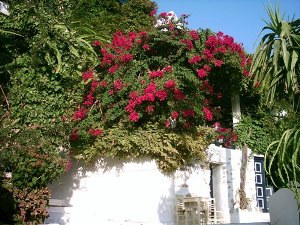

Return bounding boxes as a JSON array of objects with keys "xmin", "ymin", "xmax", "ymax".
[{"xmin": 251, "ymin": 6, "xmax": 300, "ymax": 206}]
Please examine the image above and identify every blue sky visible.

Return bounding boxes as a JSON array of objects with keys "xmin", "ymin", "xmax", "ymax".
[{"xmin": 153, "ymin": 0, "xmax": 300, "ymax": 53}]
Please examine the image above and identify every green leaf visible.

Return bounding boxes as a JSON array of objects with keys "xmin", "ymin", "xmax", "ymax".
[{"xmin": 281, "ymin": 39, "xmax": 290, "ymax": 70}]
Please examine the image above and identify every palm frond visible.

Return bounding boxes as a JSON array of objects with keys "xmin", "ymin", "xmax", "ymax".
[{"xmin": 265, "ymin": 126, "xmax": 300, "ymax": 207}]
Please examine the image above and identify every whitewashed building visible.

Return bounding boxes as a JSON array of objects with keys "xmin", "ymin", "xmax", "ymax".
[
  {"xmin": 45, "ymin": 144, "xmax": 271, "ymax": 225},
  {"xmin": 45, "ymin": 96, "xmax": 272, "ymax": 225}
]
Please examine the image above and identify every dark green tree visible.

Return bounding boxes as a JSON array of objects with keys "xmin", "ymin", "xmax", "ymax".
[
  {"xmin": 0, "ymin": 0, "xmax": 156, "ymax": 223},
  {"xmin": 251, "ymin": 6, "xmax": 300, "ymax": 206}
]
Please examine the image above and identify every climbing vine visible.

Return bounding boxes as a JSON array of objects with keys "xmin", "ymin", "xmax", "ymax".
[{"xmin": 70, "ymin": 13, "xmax": 251, "ymax": 172}]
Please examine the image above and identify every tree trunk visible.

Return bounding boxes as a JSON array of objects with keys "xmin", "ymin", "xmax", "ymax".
[{"xmin": 240, "ymin": 144, "xmax": 248, "ymax": 209}]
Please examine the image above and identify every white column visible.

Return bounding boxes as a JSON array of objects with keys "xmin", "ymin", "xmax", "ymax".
[
  {"xmin": 231, "ymin": 94, "xmax": 241, "ymax": 127},
  {"xmin": 212, "ymin": 164, "xmax": 230, "ymax": 223}
]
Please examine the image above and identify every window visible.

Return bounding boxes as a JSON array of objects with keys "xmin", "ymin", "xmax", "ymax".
[
  {"xmin": 255, "ymin": 174, "xmax": 262, "ymax": 184},
  {"xmin": 255, "ymin": 162, "xmax": 261, "ymax": 172},
  {"xmin": 256, "ymin": 187, "xmax": 263, "ymax": 197},
  {"xmin": 257, "ymin": 198, "xmax": 264, "ymax": 208}
]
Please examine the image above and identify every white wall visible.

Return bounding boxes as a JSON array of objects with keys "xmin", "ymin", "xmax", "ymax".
[
  {"xmin": 46, "ymin": 145, "xmax": 268, "ymax": 225},
  {"xmin": 47, "ymin": 158, "xmax": 176, "ymax": 225},
  {"xmin": 208, "ymin": 145, "xmax": 266, "ymax": 223}
]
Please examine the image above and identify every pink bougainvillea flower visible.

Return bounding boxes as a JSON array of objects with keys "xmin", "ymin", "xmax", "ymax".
[
  {"xmin": 143, "ymin": 93, "xmax": 155, "ymax": 102},
  {"xmin": 149, "ymin": 70, "xmax": 164, "ymax": 79},
  {"xmin": 120, "ymin": 54, "xmax": 133, "ymax": 63},
  {"xmin": 163, "ymin": 65, "xmax": 173, "ymax": 73},
  {"xmin": 113, "ymin": 79, "xmax": 123, "ymax": 91},
  {"xmin": 70, "ymin": 129, "xmax": 78, "ymax": 141},
  {"xmin": 83, "ymin": 93, "xmax": 95, "ymax": 106},
  {"xmin": 168, "ymin": 23, "xmax": 175, "ymax": 31},
  {"xmin": 180, "ymin": 39, "xmax": 194, "ymax": 50},
  {"xmin": 214, "ymin": 59, "xmax": 223, "ymax": 67},
  {"xmin": 212, "ymin": 122, "xmax": 221, "ymax": 129},
  {"xmin": 129, "ymin": 91, "xmax": 138, "ymax": 100},
  {"xmin": 230, "ymin": 133, "xmax": 238, "ymax": 142},
  {"xmin": 108, "ymin": 64, "xmax": 119, "ymax": 74},
  {"xmin": 203, "ymin": 49, "xmax": 214, "ymax": 60},
  {"xmin": 171, "ymin": 111, "xmax": 179, "ymax": 120},
  {"xmin": 182, "ymin": 109, "xmax": 195, "ymax": 117},
  {"xmin": 73, "ymin": 107, "xmax": 88, "ymax": 121},
  {"xmin": 99, "ymin": 80, "xmax": 108, "ymax": 87},
  {"xmin": 89, "ymin": 128, "xmax": 104, "ymax": 137},
  {"xmin": 90, "ymin": 81, "xmax": 99, "ymax": 92},
  {"xmin": 135, "ymin": 96, "xmax": 144, "ymax": 105},
  {"xmin": 218, "ymin": 46, "xmax": 227, "ymax": 53},
  {"xmin": 243, "ymin": 69, "xmax": 250, "ymax": 76},
  {"xmin": 82, "ymin": 70, "xmax": 93, "ymax": 81},
  {"xmin": 144, "ymin": 83, "xmax": 157, "ymax": 94},
  {"xmin": 128, "ymin": 32, "xmax": 137, "ymax": 42},
  {"xmin": 145, "ymin": 105, "xmax": 155, "ymax": 113},
  {"xmin": 100, "ymin": 48, "xmax": 107, "ymax": 55},
  {"xmin": 92, "ymin": 40, "xmax": 101, "ymax": 47},
  {"xmin": 112, "ymin": 31, "xmax": 133, "ymax": 51},
  {"xmin": 203, "ymin": 107, "xmax": 213, "ymax": 121},
  {"xmin": 101, "ymin": 53, "xmax": 115, "ymax": 67},
  {"xmin": 108, "ymin": 89, "xmax": 114, "ymax": 95},
  {"xmin": 139, "ymin": 31, "xmax": 148, "ymax": 37},
  {"xmin": 174, "ymin": 88, "xmax": 186, "ymax": 100},
  {"xmin": 219, "ymin": 127, "xmax": 230, "ymax": 133},
  {"xmin": 188, "ymin": 55, "xmax": 202, "ymax": 64},
  {"xmin": 205, "ymin": 35, "xmax": 218, "ymax": 48},
  {"xmin": 165, "ymin": 119, "xmax": 171, "ymax": 128},
  {"xmin": 225, "ymin": 141, "xmax": 231, "ymax": 148},
  {"xmin": 197, "ymin": 69, "xmax": 208, "ymax": 79},
  {"xmin": 189, "ymin": 30, "xmax": 199, "ymax": 40},
  {"xmin": 155, "ymin": 90, "xmax": 168, "ymax": 101},
  {"xmin": 129, "ymin": 111, "xmax": 140, "ymax": 122},
  {"xmin": 159, "ymin": 12, "xmax": 168, "ymax": 18},
  {"xmin": 142, "ymin": 44, "xmax": 150, "ymax": 50},
  {"xmin": 65, "ymin": 160, "xmax": 72, "ymax": 172},
  {"xmin": 125, "ymin": 100, "xmax": 136, "ymax": 113},
  {"xmin": 164, "ymin": 80, "xmax": 176, "ymax": 89},
  {"xmin": 203, "ymin": 65, "xmax": 211, "ymax": 72},
  {"xmin": 218, "ymin": 135, "xmax": 224, "ymax": 142},
  {"xmin": 149, "ymin": 9, "xmax": 157, "ymax": 16}
]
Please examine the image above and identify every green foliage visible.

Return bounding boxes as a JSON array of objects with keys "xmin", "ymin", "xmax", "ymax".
[
  {"xmin": 236, "ymin": 99, "xmax": 299, "ymax": 153},
  {"xmin": 267, "ymin": 126, "xmax": 300, "ymax": 205},
  {"xmin": 70, "ymin": 14, "xmax": 250, "ymax": 172},
  {"xmin": 12, "ymin": 187, "xmax": 50, "ymax": 224},
  {"xmin": 68, "ymin": 0, "xmax": 156, "ymax": 37},
  {"xmin": 0, "ymin": 0, "xmax": 160, "ymax": 223},
  {"xmin": 0, "ymin": 124, "xmax": 71, "ymax": 189},
  {"xmin": 235, "ymin": 114, "xmax": 274, "ymax": 155},
  {"xmin": 0, "ymin": 112, "xmax": 71, "ymax": 223},
  {"xmin": 250, "ymin": 5, "xmax": 300, "ymax": 206},
  {"xmin": 73, "ymin": 122, "xmax": 216, "ymax": 173},
  {"xmin": 251, "ymin": 5, "xmax": 300, "ymax": 108}
]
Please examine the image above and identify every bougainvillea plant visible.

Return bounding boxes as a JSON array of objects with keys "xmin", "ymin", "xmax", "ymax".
[{"xmin": 70, "ymin": 13, "xmax": 251, "ymax": 172}]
